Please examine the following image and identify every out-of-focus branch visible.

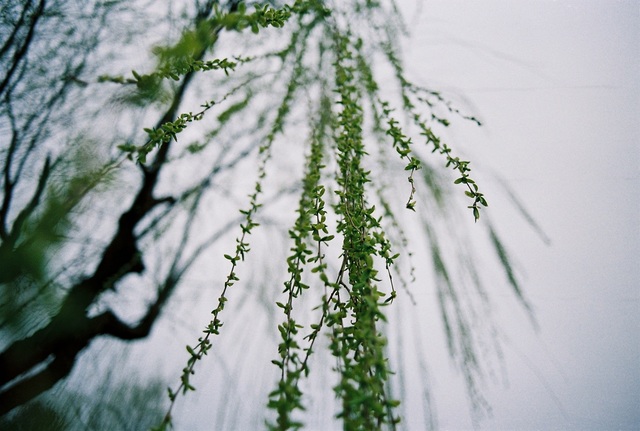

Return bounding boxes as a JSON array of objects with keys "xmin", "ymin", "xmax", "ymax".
[
  {"xmin": 0, "ymin": 156, "xmax": 50, "ymax": 284},
  {"xmin": 0, "ymin": 0, "xmax": 46, "ymax": 97},
  {"xmin": 7, "ymin": 156, "xmax": 50, "ymax": 244},
  {"xmin": 0, "ymin": 0, "xmax": 245, "ymax": 414}
]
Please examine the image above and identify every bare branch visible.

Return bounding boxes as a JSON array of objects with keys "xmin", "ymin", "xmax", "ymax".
[
  {"xmin": 7, "ymin": 155, "xmax": 50, "ymax": 244},
  {"xmin": 0, "ymin": 0, "xmax": 46, "ymax": 98}
]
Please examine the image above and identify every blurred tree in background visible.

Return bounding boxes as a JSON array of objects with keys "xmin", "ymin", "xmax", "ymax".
[{"xmin": 0, "ymin": 0, "xmax": 533, "ymax": 429}]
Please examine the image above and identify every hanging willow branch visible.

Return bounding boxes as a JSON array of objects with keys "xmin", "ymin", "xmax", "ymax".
[{"xmin": 116, "ymin": 1, "xmax": 537, "ymax": 430}]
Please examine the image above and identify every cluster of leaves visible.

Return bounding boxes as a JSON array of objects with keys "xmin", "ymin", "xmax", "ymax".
[
  {"xmin": 98, "ymin": 57, "xmax": 240, "ymax": 87},
  {"xmin": 267, "ymin": 94, "xmax": 332, "ymax": 430},
  {"xmin": 377, "ymin": 41, "xmax": 488, "ymax": 221},
  {"xmin": 324, "ymin": 33, "xmax": 401, "ymax": 429}
]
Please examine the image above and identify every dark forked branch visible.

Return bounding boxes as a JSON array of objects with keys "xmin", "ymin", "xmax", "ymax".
[{"xmin": 0, "ymin": 1, "xmax": 244, "ymax": 415}]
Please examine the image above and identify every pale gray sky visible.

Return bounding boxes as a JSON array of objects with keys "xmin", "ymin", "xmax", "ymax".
[{"xmin": 401, "ymin": 1, "xmax": 638, "ymax": 429}]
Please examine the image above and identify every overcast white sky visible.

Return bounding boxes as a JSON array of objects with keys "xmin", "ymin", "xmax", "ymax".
[{"xmin": 399, "ymin": 1, "xmax": 638, "ymax": 429}]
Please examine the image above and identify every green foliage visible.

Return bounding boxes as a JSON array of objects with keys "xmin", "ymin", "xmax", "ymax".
[
  {"xmin": 0, "ymin": 0, "xmax": 540, "ymax": 427},
  {"xmin": 0, "ymin": 0, "xmax": 532, "ymax": 429},
  {"xmin": 326, "ymin": 33, "xmax": 401, "ymax": 429},
  {"xmin": 127, "ymin": 0, "xmax": 509, "ymax": 429},
  {"xmin": 128, "ymin": 0, "xmax": 504, "ymax": 428}
]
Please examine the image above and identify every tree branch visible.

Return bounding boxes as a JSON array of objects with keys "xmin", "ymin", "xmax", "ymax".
[
  {"xmin": 0, "ymin": 1, "xmax": 242, "ymax": 414},
  {"xmin": 0, "ymin": 0, "xmax": 46, "ymax": 98},
  {"xmin": 8, "ymin": 155, "xmax": 50, "ymax": 244},
  {"xmin": 0, "ymin": 346, "xmax": 78, "ymax": 416}
]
